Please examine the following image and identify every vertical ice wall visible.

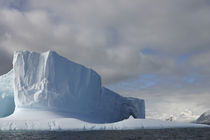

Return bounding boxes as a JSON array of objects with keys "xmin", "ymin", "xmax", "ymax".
[
  {"xmin": 13, "ymin": 51, "xmax": 101, "ymax": 113},
  {"xmin": 0, "ymin": 70, "xmax": 15, "ymax": 117}
]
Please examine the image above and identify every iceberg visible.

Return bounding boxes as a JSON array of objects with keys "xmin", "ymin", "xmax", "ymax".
[
  {"xmin": 0, "ymin": 50, "xmax": 145, "ymax": 123},
  {"xmin": 0, "ymin": 50, "xmax": 208, "ymax": 131}
]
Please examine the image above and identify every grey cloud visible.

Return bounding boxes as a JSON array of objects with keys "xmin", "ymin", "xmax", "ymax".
[
  {"xmin": 0, "ymin": 0, "xmax": 210, "ymax": 85},
  {"xmin": 0, "ymin": 0, "xmax": 28, "ymax": 10},
  {"xmin": 190, "ymin": 51, "xmax": 210, "ymax": 75},
  {"xmin": 28, "ymin": 0, "xmax": 210, "ymax": 55},
  {"xmin": 0, "ymin": 48, "xmax": 12, "ymax": 74}
]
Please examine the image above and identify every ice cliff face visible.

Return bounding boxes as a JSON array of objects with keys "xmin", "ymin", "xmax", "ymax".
[
  {"xmin": 0, "ymin": 70, "xmax": 15, "ymax": 117},
  {"xmin": 0, "ymin": 50, "xmax": 145, "ymax": 123},
  {"xmin": 13, "ymin": 51, "xmax": 101, "ymax": 112}
]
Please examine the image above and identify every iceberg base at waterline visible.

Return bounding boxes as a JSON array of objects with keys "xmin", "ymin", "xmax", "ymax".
[{"xmin": 1, "ymin": 111, "xmax": 209, "ymax": 131}]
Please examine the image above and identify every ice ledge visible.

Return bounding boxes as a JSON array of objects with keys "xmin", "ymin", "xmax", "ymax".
[{"xmin": 0, "ymin": 117, "xmax": 208, "ymax": 131}]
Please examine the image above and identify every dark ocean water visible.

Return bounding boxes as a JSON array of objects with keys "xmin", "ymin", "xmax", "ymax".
[{"xmin": 0, "ymin": 128, "xmax": 210, "ymax": 140}]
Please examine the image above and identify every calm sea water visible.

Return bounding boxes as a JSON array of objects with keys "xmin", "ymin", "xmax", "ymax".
[{"xmin": 0, "ymin": 128, "xmax": 210, "ymax": 140}]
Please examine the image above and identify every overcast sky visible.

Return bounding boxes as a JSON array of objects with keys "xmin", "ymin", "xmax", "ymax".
[{"xmin": 0, "ymin": 0, "xmax": 210, "ymax": 121}]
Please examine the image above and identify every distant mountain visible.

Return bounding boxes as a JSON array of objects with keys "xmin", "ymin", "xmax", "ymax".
[{"xmin": 196, "ymin": 110, "xmax": 210, "ymax": 125}]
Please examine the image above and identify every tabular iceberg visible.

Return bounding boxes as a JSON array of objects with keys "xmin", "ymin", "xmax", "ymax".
[{"xmin": 0, "ymin": 50, "xmax": 145, "ymax": 123}]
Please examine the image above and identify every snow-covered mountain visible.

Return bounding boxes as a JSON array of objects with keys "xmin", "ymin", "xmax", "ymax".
[
  {"xmin": 0, "ymin": 50, "xmax": 145, "ymax": 123},
  {"xmin": 196, "ymin": 110, "xmax": 210, "ymax": 125}
]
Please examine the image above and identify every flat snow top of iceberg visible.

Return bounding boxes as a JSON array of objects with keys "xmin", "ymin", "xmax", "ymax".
[{"xmin": 0, "ymin": 109, "xmax": 209, "ymax": 131}]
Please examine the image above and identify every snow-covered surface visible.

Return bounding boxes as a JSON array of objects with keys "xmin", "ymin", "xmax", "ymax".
[
  {"xmin": 0, "ymin": 70, "xmax": 15, "ymax": 117},
  {"xmin": 0, "ymin": 114, "xmax": 209, "ymax": 131},
  {"xmin": 1, "ymin": 108, "xmax": 207, "ymax": 131}
]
